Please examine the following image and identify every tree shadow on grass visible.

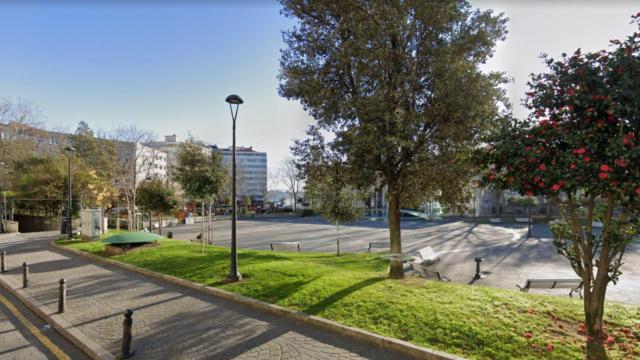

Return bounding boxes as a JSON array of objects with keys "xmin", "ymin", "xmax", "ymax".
[
  {"xmin": 304, "ymin": 277, "xmax": 385, "ymax": 314},
  {"xmin": 227, "ymin": 276, "xmax": 322, "ymax": 304}
]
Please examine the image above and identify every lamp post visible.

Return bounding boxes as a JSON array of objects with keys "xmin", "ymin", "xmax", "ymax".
[
  {"xmin": 0, "ymin": 162, "xmax": 6, "ymax": 223},
  {"xmin": 65, "ymin": 146, "xmax": 75, "ymax": 240},
  {"xmin": 225, "ymin": 94, "xmax": 243, "ymax": 282}
]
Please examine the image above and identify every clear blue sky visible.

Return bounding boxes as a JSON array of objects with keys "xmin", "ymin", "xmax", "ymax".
[
  {"xmin": 0, "ymin": 1, "xmax": 312, "ymax": 174},
  {"xmin": 1, "ymin": 1, "xmax": 638, "ymax": 180}
]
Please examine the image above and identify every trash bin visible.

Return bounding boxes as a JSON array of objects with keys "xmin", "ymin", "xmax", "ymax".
[
  {"xmin": 167, "ymin": 231, "xmax": 173, "ymax": 239},
  {"xmin": 60, "ymin": 217, "xmax": 69, "ymax": 235}
]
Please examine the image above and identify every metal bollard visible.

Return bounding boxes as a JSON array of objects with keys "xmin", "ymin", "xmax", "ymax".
[
  {"xmin": 22, "ymin": 262, "xmax": 29, "ymax": 288},
  {"xmin": 473, "ymin": 257, "xmax": 484, "ymax": 280},
  {"xmin": 1, "ymin": 251, "xmax": 6, "ymax": 273},
  {"xmin": 121, "ymin": 309, "xmax": 134, "ymax": 359},
  {"xmin": 58, "ymin": 279, "xmax": 66, "ymax": 313}
]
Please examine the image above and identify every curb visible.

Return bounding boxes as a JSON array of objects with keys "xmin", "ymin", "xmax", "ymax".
[
  {"xmin": 52, "ymin": 240, "xmax": 465, "ymax": 360},
  {"xmin": 0, "ymin": 271, "xmax": 115, "ymax": 360}
]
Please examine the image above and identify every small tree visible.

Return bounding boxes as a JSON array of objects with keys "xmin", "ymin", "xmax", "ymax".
[
  {"xmin": 243, "ymin": 195, "xmax": 252, "ymax": 215},
  {"xmin": 136, "ymin": 179, "xmax": 176, "ymax": 235},
  {"xmin": 480, "ymin": 15, "xmax": 640, "ymax": 358},
  {"xmin": 175, "ymin": 142, "xmax": 227, "ymax": 251},
  {"xmin": 276, "ymin": 158, "xmax": 303, "ymax": 212},
  {"xmin": 311, "ymin": 183, "xmax": 362, "ymax": 256}
]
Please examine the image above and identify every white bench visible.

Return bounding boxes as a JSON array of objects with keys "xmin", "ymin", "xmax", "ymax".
[
  {"xmin": 489, "ymin": 218, "xmax": 503, "ymax": 223},
  {"xmin": 270, "ymin": 242, "xmax": 301, "ymax": 252},
  {"xmin": 517, "ymin": 278, "xmax": 583, "ymax": 298},
  {"xmin": 367, "ymin": 242, "xmax": 389, "ymax": 253},
  {"xmin": 411, "ymin": 246, "xmax": 440, "ymax": 266}
]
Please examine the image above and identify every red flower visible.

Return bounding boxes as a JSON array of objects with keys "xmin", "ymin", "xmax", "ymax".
[
  {"xmin": 623, "ymin": 133, "xmax": 635, "ymax": 145},
  {"xmin": 526, "ymin": 91, "xmax": 535, "ymax": 97},
  {"xmin": 546, "ymin": 343, "xmax": 555, "ymax": 352},
  {"xmin": 584, "ymin": 157, "xmax": 591, "ymax": 162},
  {"xmin": 533, "ymin": 176, "xmax": 541, "ymax": 183},
  {"xmin": 574, "ymin": 148, "xmax": 586, "ymax": 155},
  {"xmin": 569, "ymin": 163, "xmax": 577, "ymax": 170},
  {"xmin": 611, "ymin": 181, "xmax": 619, "ymax": 187},
  {"xmin": 596, "ymin": 120, "xmax": 605, "ymax": 128},
  {"xmin": 599, "ymin": 172, "xmax": 609, "ymax": 180},
  {"xmin": 578, "ymin": 324, "xmax": 586, "ymax": 334},
  {"xmin": 488, "ymin": 174, "xmax": 496, "ymax": 181},
  {"xmin": 537, "ymin": 182, "xmax": 545, "ymax": 188},
  {"xmin": 567, "ymin": 88, "xmax": 575, "ymax": 96},
  {"xmin": 538, "ymin": 164, "xmax": 546, "ymax": 171},
  {"xmin": 600, "ymin": 164, "xmax": 611, "ymax": 172},
  {"xmin": 523, "ymin": 332, "xmax": 533, "ymax": 339},
  {"xmin": 606, "ymin": 336, "xmax": 615, "ymax": 345},
  {"xmin": 525, "ymin": 191, "xmax": 534, "ymax": 196},
  {"xmin": 551, "ymin": 184, "xmax": 561, "ymax": 192},
  {"xmin": 615, "ymin": 158, "xmax": 628, "ymax": 168},
  {"xmin": 635, "ymin": 188, "xmax": 640, "ymax": 196}
]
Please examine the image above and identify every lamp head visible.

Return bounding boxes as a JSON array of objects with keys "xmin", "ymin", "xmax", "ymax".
[
  {"xmin": 225, "ymin": 94, "xmax": 244, "ymax": 105},
  {"xmin": 64, "ymin": 146, "xmax": 75, "ymax": 154}
]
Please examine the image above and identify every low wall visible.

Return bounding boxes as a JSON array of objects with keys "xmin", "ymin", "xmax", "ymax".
[{"xmin": 14, "ymin": 215, "xmax": 60, "ymax": 232}]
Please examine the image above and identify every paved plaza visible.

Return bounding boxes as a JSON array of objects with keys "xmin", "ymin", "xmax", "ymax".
[
  {"xmin": 0, "ymin": 232, "xmax": 412, "ymax": 360},
  {"xmin": 170, "ymin": 216, "xmax": 640, "ymax": 304}
]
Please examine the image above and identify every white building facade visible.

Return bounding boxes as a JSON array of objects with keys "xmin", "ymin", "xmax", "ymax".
[{"xmin": 214, "ymin": 146, "xmax": 267, "ymax": 206}]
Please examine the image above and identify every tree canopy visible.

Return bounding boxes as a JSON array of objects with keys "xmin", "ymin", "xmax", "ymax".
[
  {"xmin": 175, "ymin": 142, "xmax": 227, "ymax": 203},
  {"xmin": 137, "ymin": 178, "xmax": 176, "ymax": 235},
  {"xmin": 281, "ymin": 0, "xmax": 508, "ymax": 277}
]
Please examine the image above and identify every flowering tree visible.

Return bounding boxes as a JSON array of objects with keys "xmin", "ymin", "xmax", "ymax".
[{"xmin": 480, "ymin": 15, "xmax": 640, "ymax": 359}]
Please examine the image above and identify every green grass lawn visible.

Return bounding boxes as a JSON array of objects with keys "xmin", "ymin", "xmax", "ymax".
[{"xmin": 57, "ymin": 239, "xmax": 640, "ymax": 360}]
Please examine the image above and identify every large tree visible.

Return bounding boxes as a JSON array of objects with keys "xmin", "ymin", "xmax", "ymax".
[
  {"xmin": 480, "ymin": 15, "xmax": 640, "ymax": 359},
  {"xmin": 280, "ymin": 0, "xmax": 507, "ymax": 278},
  {"xmin": 175, "ymin": 142, "xmax": 227, "ymax": 251},
  {"xmin": 108, "ymin": 125, "xmax": 156, "ymax": 230}
]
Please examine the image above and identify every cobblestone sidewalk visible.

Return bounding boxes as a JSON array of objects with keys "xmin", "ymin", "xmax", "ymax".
[{"xmin": 0, "ymin": 232, "xmax": 410, "ymax": 360}]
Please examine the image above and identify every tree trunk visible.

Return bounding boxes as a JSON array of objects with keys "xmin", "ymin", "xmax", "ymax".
[
  {"xmin": 336, "ymin": 221, "xmax": 340, "ymax": 257},
  {"xmin": 201, "ymin": 200, "xmax": 205, "ymax": 253},
  {"xmin": 584, "ymin": 278, "xmax": 609, "ymax": 359},
  {"xmin": 159, "ymin": 213, "xmax": 162, "ymax": 235},
  {"xmin": 388, "ymin": 191, "xmax": 404, "ymax": 279}
]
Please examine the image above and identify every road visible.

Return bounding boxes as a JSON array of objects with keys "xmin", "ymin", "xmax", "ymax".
[
  {"xmin": 165, "ymin": 216, "xmax": 640, "ymax": 304},
  {"xmin": 0, "ymin": 283, "xmax": 90, "ymax": 360}
]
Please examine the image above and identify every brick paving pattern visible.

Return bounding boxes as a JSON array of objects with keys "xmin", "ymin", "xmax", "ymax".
[{"xmin": 0, "ymin": 233, "xmax": 409, "ymax": 360}]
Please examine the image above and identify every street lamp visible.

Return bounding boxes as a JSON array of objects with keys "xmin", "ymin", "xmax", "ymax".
[
  {"xmin": 65, "ymin": 146, "xmax": 75, "ymax": 240},
  {"xmin": 225, "ymin": 94, "xmax": 243, "ymax": 282}
]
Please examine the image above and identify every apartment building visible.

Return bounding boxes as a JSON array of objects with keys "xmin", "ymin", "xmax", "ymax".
[{"xmin": 213, "ymin": 145, "xmax": 268, "ymax": 206}]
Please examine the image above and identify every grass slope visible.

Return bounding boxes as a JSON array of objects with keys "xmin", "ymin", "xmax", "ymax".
[{"xmin": 58, "ymin": 239, "xmax": 640, "ymax": 360}]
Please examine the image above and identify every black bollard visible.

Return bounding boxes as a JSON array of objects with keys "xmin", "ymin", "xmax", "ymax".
[
  {"xmin": 121, "ymin": 309, "xmax": 134, "ymax": 359},
  {"xmin": 1, "ymin": 251, "xmax": 6, "ymax": 273},
  {"xmin": 22, "ymin": 262, "xmax": 29, "ymax": 288},
  {"xmin": 58, "ymin": 279, "xmax": 66, "ymax": 313},
  {"xmin": 473, "ymin": 257, "xmax": 484, "ymax": 280}
]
